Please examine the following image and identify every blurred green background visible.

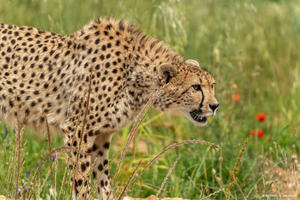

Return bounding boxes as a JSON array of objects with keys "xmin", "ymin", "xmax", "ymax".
[{"xmin": 0, "ymin": 0, "xmax": 299, "ymax": 199}]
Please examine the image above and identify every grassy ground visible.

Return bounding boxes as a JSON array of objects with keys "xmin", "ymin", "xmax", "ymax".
[{"xmin": 0, "ymin": 0, "xmax": 300, "ymax": 199}]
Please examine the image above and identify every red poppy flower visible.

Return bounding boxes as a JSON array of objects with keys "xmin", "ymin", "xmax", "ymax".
[
  {"xmin": 257, "ymin": 129, "xmax": 264, "ymax": 138},
  {"xmin": 255, "ymin": 113, "xmax": 266, "ymax": 122},
  {"xmin": 232, "ymin": 92, "xmax": 241, "ymax": 102},
  {"xmin": 250, "ymin": 129, "xmax": 264, "ymax": 138}
]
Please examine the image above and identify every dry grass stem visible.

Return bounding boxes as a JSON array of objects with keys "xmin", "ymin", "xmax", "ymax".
[
  {"xmin": 126, "ymin": 139, "xmax": 220, "ymax": 194},
  {"xmin": 142, "ymin": 112, "xmax": 164, "ymax": 127},
  {"xmin": 213, "ymin": 169, "xmax": 225, "ymax": 194},
  {"xmin": 58, "ymin": 163, "xmax": 69, "ymax": 200},
  {"xmin": 1, "ymin": 145, "xmax": 14, "ymax": 191},
  {"xmin": 161, "ymin": 183, "xmax": 177, "ymax": 198},
  {"xmin": 15, "ymin": 125, "xmax": 23, "ymax": 200},
  {"xmin": 156, "ymin": 156, "xmax": 180, "ymax": 197},
  {"xmin": 45, "ymin": 115, "xmax": 54, "ymax": 196},
  {"xmin": 114, "ymin": 90, "xmax": 160, "ymax": 179},
  {"xmin": 225, "ymin": 137, "xmax": 248, "ymax": 200},
  {"xmin": 72, "ymin": 72, "xmax": 93, "ymax": 196},
  {"xmin": 143, "ymin": 139, "xmax": 220, "ymax": 173},
  {"xmin": 199, "ymin": 189, "xmax": 224, "ymax": 200},
  {"xmin": 117, "ymin": 161, "xmax": 143, "ymax": 200},
  {"xmin": 27, "ymin": 146, "xmax": 87, "ymax": 199}
]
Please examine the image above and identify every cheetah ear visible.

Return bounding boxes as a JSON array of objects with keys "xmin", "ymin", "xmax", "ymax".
[
  {"xmin": 185, "ymin": 59, "xmax": 200, "ymax": 68},
  {"xmin": 159, "ymin": 63, "xmax": 177, "ymax": 84}
]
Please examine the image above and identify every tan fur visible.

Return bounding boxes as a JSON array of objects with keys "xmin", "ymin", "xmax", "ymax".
[{"xmin": 0, "ymin": 18, "xmax": 218, "ymax": 199}]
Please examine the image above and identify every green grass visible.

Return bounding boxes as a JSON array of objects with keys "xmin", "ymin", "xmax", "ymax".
[{"xmin": 0, "ymin": 0, "xmax": 299, "ymax": 199}]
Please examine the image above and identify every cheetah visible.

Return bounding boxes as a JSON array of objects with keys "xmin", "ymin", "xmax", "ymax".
[{"xmin": 0, "ymin": 18, "xmax": 219, "ymax": 199}]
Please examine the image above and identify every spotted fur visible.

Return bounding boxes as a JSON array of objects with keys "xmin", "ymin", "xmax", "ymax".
[{"xmin": 0, "ymin": 18, "xmax": 218, "ymax": 199}]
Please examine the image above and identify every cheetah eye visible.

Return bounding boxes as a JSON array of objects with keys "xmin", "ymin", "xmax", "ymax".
[
  {"xmin": 192, "ymin": 84, "xmax": 202, "ymax": 91},
  {"xmin": 211, "ymin": 83, "xmax": 216, "ymax": 89}
]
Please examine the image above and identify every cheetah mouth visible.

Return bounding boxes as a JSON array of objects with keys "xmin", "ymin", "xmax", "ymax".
[{"xmin": 189, "ymin": 110, "xmax": 207, "ymax": 123}]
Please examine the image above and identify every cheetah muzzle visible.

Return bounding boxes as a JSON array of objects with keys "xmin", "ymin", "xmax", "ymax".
[{"xmin": 189, "ymin": 109, "xmax": 208, "ymax": 124}]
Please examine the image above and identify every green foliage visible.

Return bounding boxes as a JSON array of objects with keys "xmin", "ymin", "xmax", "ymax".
[{"xmin": 0, "ymin": 0, "xmax": 299, "ymax": 199}]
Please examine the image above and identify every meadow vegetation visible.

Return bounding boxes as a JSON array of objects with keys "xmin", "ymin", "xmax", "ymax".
[{"xmin": 0, "ymin": 0, "xmax": 299, "ymax": 199}]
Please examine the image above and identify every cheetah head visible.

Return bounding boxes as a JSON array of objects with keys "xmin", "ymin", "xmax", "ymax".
[{"xmin": 155, "ymin": 59, "xmax": 219, "ymax": 126}]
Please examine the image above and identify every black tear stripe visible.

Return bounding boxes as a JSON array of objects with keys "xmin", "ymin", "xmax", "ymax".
[{"xmin": 199, "ymin": 86, "xmax": 204, "ymax": 109}]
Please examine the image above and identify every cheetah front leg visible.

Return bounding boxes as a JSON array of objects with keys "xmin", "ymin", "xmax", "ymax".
[
  {"xmin": 63, "ymin": 125, "xmax": 96, "ymax": 200},
  {"xmin": 91, "ymin": 133, "xmax": 114, "ymax": 200}
]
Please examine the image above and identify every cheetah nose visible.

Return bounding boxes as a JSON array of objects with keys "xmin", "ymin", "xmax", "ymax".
[{"xmin": 209, "ymin": 104, "xmax": 219, "ymax": 112}]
